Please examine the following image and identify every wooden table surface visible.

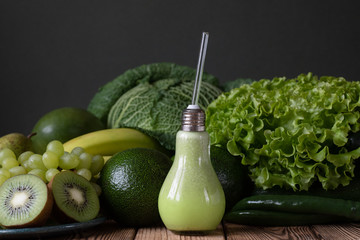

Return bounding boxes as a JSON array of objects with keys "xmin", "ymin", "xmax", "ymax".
[{"xmin": 44, "ymin": 220, "xmax": 360, "ymax": 240}]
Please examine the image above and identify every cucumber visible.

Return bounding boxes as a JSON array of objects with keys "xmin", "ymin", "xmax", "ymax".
[
  {"xmin": 232, "ymin": 194, "xmax": 360, "ymax": 221},
  {"xmin": 252, "ymin": 175, "xmax": 360, "ymax": 201},
  {"xmin": 225, "ymin": 210, "xmax": 350, "ymax": 226}
]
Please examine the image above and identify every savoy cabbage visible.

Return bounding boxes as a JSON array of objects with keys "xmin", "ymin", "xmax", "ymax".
[
  {"xmin": 88, "ymin": 62, "xmax": 219, "ymax": 124},
  {"xmin": 88, "ymin": 63, "xmax": 222, "ymax": 150},
  {"xmin": 108, "ymin": 78, "xmax": 222, "ymax": 150}
]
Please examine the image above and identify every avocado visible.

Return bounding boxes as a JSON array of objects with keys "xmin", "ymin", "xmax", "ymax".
[
  {"xmin": 99, "ymin": 148, "xmax": 172, "ymax": 227},
  {"xmin": 210, "ymin": 145, "xmax": 254, "ymax": 211},
  {"xmin": 31, "ymin": 107, "xmax": 104, "ymax": 154}
]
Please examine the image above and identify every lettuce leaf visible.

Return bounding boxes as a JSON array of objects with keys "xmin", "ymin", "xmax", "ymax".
[
  {"xmin": 222, "ymin": 78, "xmax": 256, "ymax": 92},
  {"xmin": 206, "ymin": 73, "xmax": 360, "ymax": 191}
]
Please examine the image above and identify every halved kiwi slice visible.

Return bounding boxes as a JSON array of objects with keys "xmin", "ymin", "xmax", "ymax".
[
  {"xmin": 51, "ymin": 171, "xmax": 100, "ymax": 222},
  {"xmin": 0, "ymin": 174, "xmax": 53, "ymax": 228}
]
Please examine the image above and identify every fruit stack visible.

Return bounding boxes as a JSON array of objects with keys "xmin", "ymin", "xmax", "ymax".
[
  {"xmin": 0, "ymin": 141, "xmax": 101, "ymax": 228},
  {"xmin": 0, "ymin": 108, "xmax": 175, "ymax": 229}
]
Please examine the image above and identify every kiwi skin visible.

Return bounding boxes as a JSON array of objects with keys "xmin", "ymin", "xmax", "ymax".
[
  {"xmin": 1, "ymin": 176, "xmax": 54, "ymax": 229},
  {"xmin": 48, "ymin": 174, "xmax": 73, "ymax": 223},
  {"xmin": 51, "ymin": 201, "xmax": 76, "ymax": 224}
]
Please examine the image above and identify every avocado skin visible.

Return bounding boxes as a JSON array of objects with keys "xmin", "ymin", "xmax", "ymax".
[
  {"xmin": 210, "ymin": 146, "xmax": 254, "ymax": 212},
  {"xmin": 99, "ymin": 148, "xmax": 172, "ymax": 227},
  {"xmin": 31, "ymin": 107, "xmax": 104, "ymax": 154}
]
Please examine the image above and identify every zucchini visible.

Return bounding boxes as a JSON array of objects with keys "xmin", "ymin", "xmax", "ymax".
[
  {"xmin": 232, "ymin": 195, "xmax": 360, "ymax": 221},
  {"xmin": 225, "ymin": 210, "xmax": 349, "ymax": 226}
]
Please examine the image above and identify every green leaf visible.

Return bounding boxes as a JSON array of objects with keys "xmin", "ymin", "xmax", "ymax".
[
  {"xmin": 108, "ymin": 79, "xmax": 222, "ymax": 150},
  {"xmin": 206, "ymin": 72, "xmax": 360, "ymax": 191},
  {"xmin": 88, "ymin": 62, "xmax": 219, "ymax": 125}
]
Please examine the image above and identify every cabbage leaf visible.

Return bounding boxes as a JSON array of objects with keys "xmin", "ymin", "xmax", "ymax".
[
  {"xmin": 88, "ymin": 62, "xmax": 219, "ymax": 124},
  {"xmin": 206, "ymin": 73, "xmax": 360, "ymax": 191},
  {"xmin": 108, "ymin": 78, "xmax": 222, "ymax": 150}
]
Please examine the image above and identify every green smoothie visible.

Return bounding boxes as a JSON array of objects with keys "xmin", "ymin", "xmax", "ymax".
[{"xmin": 158, "ymin": 131, "xmax": 225, "ymax": 231}]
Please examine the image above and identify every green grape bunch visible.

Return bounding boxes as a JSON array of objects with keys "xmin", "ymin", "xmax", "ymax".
[{"xmin": 0, "ymin": 140, "xmax": 105, "ymax": 187}]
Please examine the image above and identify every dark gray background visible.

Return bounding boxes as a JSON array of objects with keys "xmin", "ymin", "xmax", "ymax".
[{"xmin": 0, "ymin": 0, "xmax": 359, "ymax": 136}]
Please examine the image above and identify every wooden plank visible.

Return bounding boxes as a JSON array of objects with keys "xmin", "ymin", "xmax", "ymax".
[
  {"xmin": 134, "ymin": 225, "xmax": 167, "ymax": 240},
  {"xmin": 312, "ymin": 223, "xmax": 360, "ymax": 240},
  {"xmin": 224, "ymin": 222, "xmax": 320, "ymax": 240},
  {"xmin": 49, "ymin": 220, "xmax": 137, "ymax": 240},
  {"xmin": 135, "ymin": 224, "xmax": 225, "ymax": 240}
]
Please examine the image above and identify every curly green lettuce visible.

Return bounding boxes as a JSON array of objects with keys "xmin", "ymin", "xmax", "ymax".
[{"xmin": 206, "ymin": 73, "xmax": 360, "ymax": 191}]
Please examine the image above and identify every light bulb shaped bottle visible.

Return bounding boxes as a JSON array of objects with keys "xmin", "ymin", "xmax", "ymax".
[{"xmin": 158, "ymin": 105, "xmax": 225, "ymax": 232}]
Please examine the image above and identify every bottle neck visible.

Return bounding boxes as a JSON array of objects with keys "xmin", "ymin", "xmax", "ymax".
[{"xmin": 181, "ymin": 107, "xmax": 205, "ymax": 132}]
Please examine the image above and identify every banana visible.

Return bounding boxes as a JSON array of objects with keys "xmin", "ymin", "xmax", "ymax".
[
  {"xmin": 103, "ymin": 156, "xmax": 112, "ymax": 163},
  {"xmin": 63, "ymin": 128, "xmax": 167, "ymax": 156}
]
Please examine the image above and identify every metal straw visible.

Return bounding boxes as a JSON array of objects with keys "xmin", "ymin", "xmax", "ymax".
[{"xmin": 191, "ymin": 32, "xmax": 209, "ymax": 106}]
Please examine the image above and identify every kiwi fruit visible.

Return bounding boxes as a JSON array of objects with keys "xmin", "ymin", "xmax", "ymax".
[
  {"xmin": 0, "ymin": 174, "xmax": 53, "ymax": 229},
  {"xmin": 51, "ymin": 171, "xmax": 100, "ymax": 223}
]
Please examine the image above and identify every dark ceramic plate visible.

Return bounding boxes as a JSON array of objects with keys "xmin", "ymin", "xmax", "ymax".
[{"xmin": 0, "ymin": 217, "xmax": 107, "ymax": 239}]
